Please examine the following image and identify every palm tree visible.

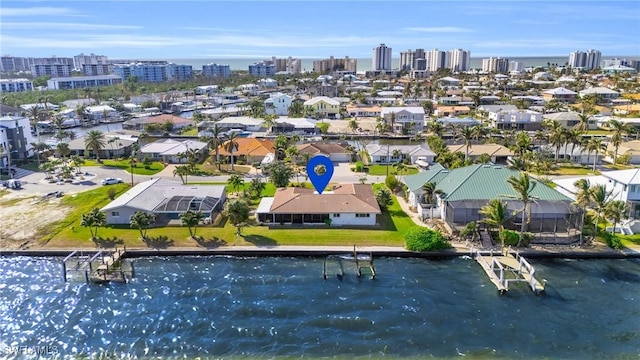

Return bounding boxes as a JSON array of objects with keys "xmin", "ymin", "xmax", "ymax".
[
  {"xmin": 546, "ymin": 120, "xmax": 566, "ymax": 163},
  {"xmin": 512, "ymin": 131, "xmax": 532, "ymax": 157},
  {"xmin": 228, "ymin": 174, "xmax": 244, "ymax": 195},
  {"xmin": 180, "ymin": 210, "xmax": 205, "ymax": 238},
  {"xmin": 81, "ymin": 207, "xmax": 106, "ymax": 240},
  {"xmin": 479, "ymin": 199, "xmax": 511, "ymax": 250},
  {"xmin": 249, "ymin": 177, "xmax": 266, "ymax": 199},
  {"xmin": 506, "ymin": 172, "xmax": 538, "ymax": 247},
  {"xmin": 574, "ymin": 112, "xmax": 591, "ymax": 134},
  {"xmin": 288, "ymin": 101, "xmax": 304, "ymax": 117},
  {"xmin": 471, "ymin": 125, "xmax": 485, "ymax": 143},
  {"xmin": 608, "ymin": 119, "xmax": 630, "ymax": 165},
  {"xmin": 586, "ymin": 137, "xmax": 603, "ymax": 171},
  {"xmin": 129, "ymin": 211, "xmax": 156, "ymax": 240},
  {"xmin": 28, "ymin": 106, "xmax": 44, "ymax": 143},
  {"xmin": 348, "ymin": 118, "xmax": 359, "ymax": 134},
  {"xmin": 223, "ymin": 131, "xmax": 239, "ymax": 171},
  {"xmin": 84, "ymin": 130, "xmax": 106, "ymax": 161},
  {"xmin": 589, "ymin": 184, "xmax": 614, "ymax": 240},
  {"xmin": 56, "ymin": 142, "xmax": 71, "ymax": 159},
  {"xmin": 224, "ymin": 198, "xmax": 250, "ymax": 236},
  {"xmin": 421, "ymin": 181, "xmax": 443, "ymax": 219},
  {"xmin": 573, "ymin": 179, "xmax": 591, "ymax": 244},
  {"xmin": 201, "ymin": 123, "xmax": 223, "ymax": 170},
  {"xmin": 456, "ymin": 126, "xmax": 474, "ymax": 161},
  {"xmin": 173, "ymin": 165, "xmax": 190, "ymax": 184},
  {"xmin": 605, "ymin": 200, "xmax": 630, "ymax": 236}
]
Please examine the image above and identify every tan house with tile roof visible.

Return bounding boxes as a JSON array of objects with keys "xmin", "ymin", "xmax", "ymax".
[
  {"xmin": 215, "ymin": 138, "xmax": 275, "ymax": 164},
  {"xmin": 605, "ymin": 140, "xmax": 640, "ymax": 165},
  {"xmin": 296, "ymin": 143, "xmax": 351, "ymax": 162},
  {"xmin": 256, "ymin": 184, "xmax": 381, "ymax": 226},
  {"xmin": 122, "ymin": 114, "xmax": 194, "ymax": 131}
]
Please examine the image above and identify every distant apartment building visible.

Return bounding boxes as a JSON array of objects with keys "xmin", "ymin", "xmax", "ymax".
[
  {"xmin": 47, "ymin": 75, "xmax": 123, "ymax": 90},
  {"xmin": 1, "ymin": 56, "xmax": 31, "ymax": 72},
  {"xmin": 248, "ymin": 62, "xmax": 276, "ymax": 77},
  {"xmin": 202, "ymin": 63, "xmax": 231, "ymax": 78},
  {"xmin": 82, "ymin": 64, "xmax": 112, "ymax": 76},
  {"xmin": 30, "ymin": 63, "xmax": 73, "ymax": 77},
  {"xmin": 509, "ymin": 61, "xmax": 524, "ymax": 72},
  {"xmin": 313, "ymin": 56, "xmax": 357, "ymax": 73},
  {"xmin": 372, "ymin": 44, "xmax": 392, "ymax": 71},
  {"xmin": 400, "ymin": 49, "xmax": 426, "ymax": 71},
  {"xmin": 266, "ymin": 56, "xmax": 302, "ymax": 74},
  {"xmin": 425, "ymin": 48, "xmax": 470, "ymax": 72},
  {"xmin": 603, "ymin": 58, "xmax": 640, "ymax": 71},
  {"xmin": 426, "ymin": 49, "xmax": 448, "ymax": 72},
  {"xmin": 0, "ymin": 78, "xmax": 33, "ymax": 93},
  {"xmin": 448, "ymin": 49, "xmax": 471, "ymax": 72},
  {"xmin": 568, "ymin": 49, "xmax": 602, "ymax": 70},
  {"xmin": 482, "ymin": 57, "xmax": 509, "ymax": 73},
  {"xmin": 73, "ymin": 53, "xmax": 108, "ymax": 70},
  {"xmin": 167, "ymin": 64, "xmax": 193, "ymax": 81},
  {"xmin": 112, "ymin": 62, "xmax": 191, "ymax": 82}
]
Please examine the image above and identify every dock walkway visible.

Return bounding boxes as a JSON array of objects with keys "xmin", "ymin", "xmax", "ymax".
[{"xmin": 474, "ymin": 247, "xmax": 544, "ymax": 294}]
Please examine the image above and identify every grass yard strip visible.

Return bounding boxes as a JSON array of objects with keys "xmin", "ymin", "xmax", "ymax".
[
  {"xmin": 366, "ymin": 164, "xmax": 419, "ymax": 176},
  {"xmin": 101, "ymin": 159, "xmax": 165, "ymax": 175}
]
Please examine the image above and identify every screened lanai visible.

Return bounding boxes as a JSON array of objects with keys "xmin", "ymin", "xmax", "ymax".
[
  {"xmin": 444, "ymin": 199, "xmax": 583, "ymax": 243},
  {"xmin": 153, "ymin": 196, "xmax": 222, "ymax": 218}
]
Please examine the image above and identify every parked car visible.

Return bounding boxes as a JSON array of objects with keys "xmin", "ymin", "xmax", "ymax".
[{"xmin": 101, "ymin": 177, "xmax": 123, "ymax": 185}]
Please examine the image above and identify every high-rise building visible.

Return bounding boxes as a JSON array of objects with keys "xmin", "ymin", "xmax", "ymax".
[
  {"xmin": 202, "ymin": 63, "xmax": 231, "ymax": 78},
  {"xmin": 0, "ymin": 78, "xmax": 33, "ymax": 93},
  {"xmin": 568, "ymin": 49, "xmax": 601, "ymax": 70},
  {"xmin": 167, "ymin": 64, "xmax": 193, "ymax": 81},
  {"xmin": 603, "ymin": 58, "xmax": 640, "ymax": 71},
  {"xmin": 313, "ymin": 56, "xmax": 357, "ymax": 73},
  {"xmin": 448, "ymin": 49, "xmax": 471, "ymax": 72},
  {"xmin": 585, "ymin": 49, "xmax": 602, "ymax": 70},
  {"xmin": 509, "ymin": 61, "xmax": 524, "ymax": 72},
  {"xmin": 426, "ymin": 49, "xmax": 448, "ymax": 72},
  {"xmin": 73, "ymin": 53, "xmax": 108, "ymax": 70},
  {"xmin": 482, "ymin": 57, "xmax": 509, "ymax": 73},
  {"xmin": 399, "ymin": 49, "xmax": 426, "ymax": 71},
  {"xmin": 112, "ymin": 62, "xmax": 190, "ymax": 82},
  {"xmin": 372, "ymin": 44, "xmax": 392, "ymax": 71},
  {"xmin": 399, "ymin": 49, "xmax": 414, "ymax": 71}
]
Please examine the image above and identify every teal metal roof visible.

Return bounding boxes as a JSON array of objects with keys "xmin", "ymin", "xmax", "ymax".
[
  {"xmin": 403, "ymin": 167, "xmax": 447, "ymax": 192},
  {"xmin": 435, "ymin": 164, "xmax": 572, "ymax": 202}
]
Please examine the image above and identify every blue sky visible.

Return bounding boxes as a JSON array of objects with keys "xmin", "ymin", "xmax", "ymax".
[{"xmin": 1, "ymin": 0, "xmax": 639, "ymax": 59}]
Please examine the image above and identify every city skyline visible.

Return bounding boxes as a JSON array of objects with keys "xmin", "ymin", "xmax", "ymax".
[{"xmin": 1, "ymin": 1, "xmax": 639, "ymax": 59}]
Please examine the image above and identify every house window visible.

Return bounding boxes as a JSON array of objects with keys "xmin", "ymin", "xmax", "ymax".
[
  {"xmin": 632, "ymin": 185, "xmax": 637, "ymax": 193},
  {"xmin": 111, "ymin": 211, "xmax": 119, "ymax": 217},
  {"xmin": 333, "ymin": 213, "xmax": 340, "ymax": 217},
  {"xmin": 356, "ymin": 213, "xmax": 370, "ymax": 218}
]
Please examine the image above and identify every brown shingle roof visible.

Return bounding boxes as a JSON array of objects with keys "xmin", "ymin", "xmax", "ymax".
[
  {"xmin": 143, "ymin": 114, "xmax": 193, "ymax": 125},
  {"xmin": 269, "ymin": 184, "xmax": 381, "ymax": 214},
  {"xmin": 297, "ymin": 142, "xmax": 348, "ymax": 156},
  {"xmin": 216, "ymin": 138, "xmax": 275, "ymax": 157}
]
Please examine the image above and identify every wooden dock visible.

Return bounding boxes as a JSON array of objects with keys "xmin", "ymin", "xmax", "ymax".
[
  {"xmin": 474, "ymin": 247, "xmax": 544, "ymax": 294},
  {"xmin": 62, "ymin": 246, "xmax": 133, "ymax": 284}
]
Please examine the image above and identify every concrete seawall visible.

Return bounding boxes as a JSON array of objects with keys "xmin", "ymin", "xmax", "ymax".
[{"xmin": 1, "ymin": 246, "xmax": 639, "ymax": 260}]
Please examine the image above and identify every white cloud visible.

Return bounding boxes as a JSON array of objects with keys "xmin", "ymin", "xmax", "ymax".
[
  {"xmin": 2, "ymin": 22, "xmax": 142, "ymax": 30},
  {"xmin": 1, "ymin": 7, "xmax": 79, "ymax": 16},
  {"xmin": 404, "ymin": 27, "xmax": 473, "ymax": 33}
]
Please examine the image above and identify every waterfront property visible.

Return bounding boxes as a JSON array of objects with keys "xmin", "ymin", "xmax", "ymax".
[
  {"xmin": 256, "ymin": 183, "xmax": 381, "ymax": 226},
  {"xmin": 272, "ymin": 117, "xmax": 317, "ymax": 135},
  {"xmin": 402, "ymin": 163, "xmax": 448, "ymax": 216},
  {"xmin": 303, "ymin": 96, "xmax": 340, "ymax": 119},
  {"xmin": 433, "ymin": 164, "xmax": 581, "ymax": 243},
  {"xmin": 140, "ymin": 139, "xmax": 208, "ymax": 163},
  {"xmin": 543, "ymin": 111, "xmax": 599, "ymax": 130},
  {"xmin": 122, "ymin": 114, "xmax": 194, "ymax": 131},
  {"xmin": 446, "ymin": 144, "xmax": 514, "ymax": 164},
  {"xmin": 380, "ymin": 107, "xmax": 425, "ymax": 133},
  {"xmin": 65, "ymin": 135, "xmax": 136, "ymax": 159},
  {"xmin": 366, "ymin": 144, "xmax": 436, "ymax": 165},
  {"xmin": 604, "ymin": 140, "xmax": 640, "ymax": 164},
  {"xmin": 296, "ymin": 142, "xmax": 351, "ymax": 162},
  {"xmin": 542, "ymin": 87, "xmax": 578, "ymax": 103},
  {"xmin": 0, "ymin": 115, "xmax": 35, "ymax": 165},
  {"xmin": 264, "ymin": 93, "xmax": 293, "ymax": 116},
  {"xmin": 215, "ymin": 138, "xmax": 275, "ymax": 164},
  {"xmin": 100, "ymin": 178, "xmax": 226, "ymax": 225}
]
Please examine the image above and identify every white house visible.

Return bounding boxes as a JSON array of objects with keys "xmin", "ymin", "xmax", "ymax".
[
  {"xmin": 272, "ymin": 116, "xmax": 317, "ymax": 135},
  {"xmin": 489, "ymin": 109, "xmax": 543, "ymax": 131},
  {"xmin": 258, "ymin": 78, "xmax": 278, "ymax": 88},
  {"xmin": 101, "ymin": 178, "xmax": 226, "ymax": 225},
  {"xmin": 140, "ymin": 138, "xmax": 208, "ymax": 163},
  {"xmin": 256, "ymin": 184, "xmax": 381, "ymax": 226},
  {"xmin": 264, "ymin": 93, "xmax": 292, "ymax": 116},
  {"xmin": 380, "ymin": 107, "xmax": 425, "ymax": 133},
  {"xmin": 543, "ymin": 112, "xmax": 599, "ymax": 130},
  {"xmin": 238, "ymin": 84, "xmax": 259, "ymax": 95},
  {"xmin": 85, "ymin": 105, "xmax": 118, "ymax": 120},
  {"xmin": 366, "ymin": 144, "xmax": 435, "ymax": 165}
]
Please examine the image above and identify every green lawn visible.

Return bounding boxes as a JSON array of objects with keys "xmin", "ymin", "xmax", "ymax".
[
  {"xmin": 102, "ymin": 159, "xmax": 165, "ymax": 175},
  {"xmin": 547, "ymin": 165, "xmax": 601, "ymax": 176},
  {"xmin": 199, "ymin": 161, "xmax": 253, "ymax": 175},
  {"xmin": 45, "ymin": 183, "xmax": 414, "ymax": 249},
  {"xmin": 365, "ymin": 164, "xmax": 420, "ymax": 176}
]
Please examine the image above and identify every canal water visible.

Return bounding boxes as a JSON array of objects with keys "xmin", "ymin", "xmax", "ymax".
[{"xmin": 1, "ymin": 256, "xmax": 638, "ymax": 359}]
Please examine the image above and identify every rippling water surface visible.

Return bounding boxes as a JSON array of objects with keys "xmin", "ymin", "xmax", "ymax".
[{"xmin": 0, "ymin": 256, "xmax": 639, "ymax": 359}]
